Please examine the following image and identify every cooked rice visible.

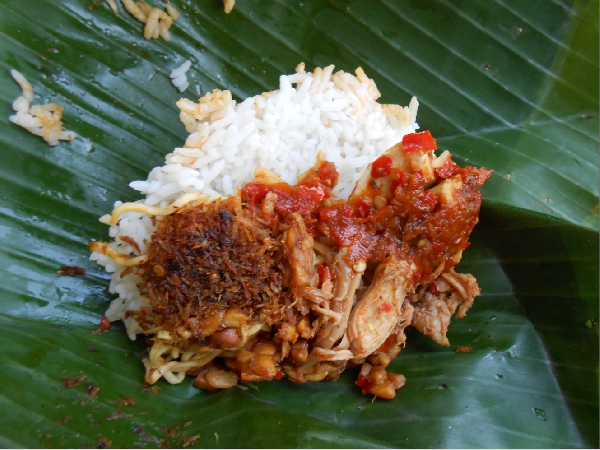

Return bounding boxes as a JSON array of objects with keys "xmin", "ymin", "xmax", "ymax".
[
  {"xmin": 166, "ymin": 4, "xmax": 180, "ymax": 20},
  {"xmin": 120, "ymin": 0, "xmax": 177, "ymax": 41},
  {"xmin": 9, "ymin": 70, "xmax": 76, "ymax": 146},
  {"xmin": 105, "ymin": 0, "xmax": 119, "ymax": 14},
  {"xmin": 91, "ymin": 63, "xmax": 419, "ymax": 339},
  {"xmin": 170, "ymin": 60, "xmax": 191, "ymax": 92},
  {"xmin": 224, "ymin": 0, "xmax": 235, "ymax": 14}
]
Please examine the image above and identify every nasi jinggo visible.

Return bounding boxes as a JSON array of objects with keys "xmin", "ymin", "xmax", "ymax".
[{"xmin": 93, "ymin": 130, "xmax": 490, "ymax": 399}]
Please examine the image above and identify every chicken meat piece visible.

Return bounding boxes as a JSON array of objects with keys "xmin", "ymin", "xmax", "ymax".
[
  {"xmin": 350, "ymin": 138, "xmax": 436, "ymax": 200},
  {"xmin": 410, "ymin": 269, "xmax": 480, "ymax": 346},
  {"xmin": 314, "ymin": 250, "xmax": 363, "ymax": 349},
  {"xmin": 347, "ymin": 258, "xmax": 413, "ymax": 358},
  {"xmin": 284, "ymin": 212, "xmax": 319, "ymax": 297}
]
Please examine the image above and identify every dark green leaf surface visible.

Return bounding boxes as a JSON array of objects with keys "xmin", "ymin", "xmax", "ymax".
[{"xmin": 0, "ymin": 0, "xmax": 597, "ymax": 448}]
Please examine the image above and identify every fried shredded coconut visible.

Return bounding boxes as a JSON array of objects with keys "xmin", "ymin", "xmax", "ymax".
[{"xmin": 135, "ymin": 195, "xmax": 283, "ymax": 344}]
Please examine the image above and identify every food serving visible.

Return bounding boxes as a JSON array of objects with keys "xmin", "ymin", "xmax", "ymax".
[{"xmin": 90, "ymin": 64, "xmax": 490, "ymax": 399}]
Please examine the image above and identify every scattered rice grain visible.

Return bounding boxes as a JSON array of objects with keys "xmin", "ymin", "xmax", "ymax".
[
  {"xmin": 170, "ymin": 60, "xmax": 191, "ymax": 92},
  {"xmin": 223, "ymin": 0, "xmax": 235, "ymax": 14},
  {"xmin": 105, "ymin": 0, "xmax": 119, "ymax": 14},
  {"xmin": 8, "ymin": 70, "xmax": 76, "ymax": 146},
  {"xmin": 166, "ymin": 4, "xmax": 180, "ymax": 20},
  {"xmin": 120, "ymin": 0, "xmax": 177, "ymax": 41}
]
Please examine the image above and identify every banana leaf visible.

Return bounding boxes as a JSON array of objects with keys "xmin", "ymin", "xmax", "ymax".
[{"xmin": 0, "ymin": 0, "xmax": 597, "ymax": 447}]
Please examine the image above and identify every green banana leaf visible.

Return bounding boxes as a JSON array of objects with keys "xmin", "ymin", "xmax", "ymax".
[{"xmin": 0, "ymin": 0, "xmax": 597, "ymax": 447}]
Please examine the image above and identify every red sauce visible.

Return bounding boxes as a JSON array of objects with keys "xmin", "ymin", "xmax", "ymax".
[
  {"xmin": 371, "ymin": 155, "xmax": 393, "ymax": 178},
  {"xmin": 241, "ymin": 140, "xmax": 490, "ymax": 277},
  {"xmin": 402, "ymin": 130, "xmax": 437, "ymax": 153},
  {"xmin": 241, "ymin": 161, "xmax": 339, "ymax": 230},
  {"xmin": 428, "ymin": 282, "xmax": 440, "ymax": 295},
  {"xmin": 375, "ymin": 334, "xmax": 396, "ymax": 353},
  {"xmin": 299, "ymin": 160, "xmax": 339, "ymax": 190},
  {"xmin": 317, "ymin": 264, "xmax": 331, "ymax": 281},
  {"xmin": 436, "ymin": 159, "xmax": 459, "ymax": 179},
  {"xmin": 342, "ymin": 164, "xmax": 491, "ymax": 276},
  {"xmin": 317, "ymin": 203, "xmax": 372, "ymax": 262}
]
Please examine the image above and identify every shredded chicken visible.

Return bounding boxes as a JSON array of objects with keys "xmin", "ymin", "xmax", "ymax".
[
  {"xmin": 410, "ymin": 269, "xmax": 480, "ymax": 346},
  {"xmin": 347, "ymin": 258, "xmax": 413, "ymax": 358},
  {"xmin": 284, "ymin": 213, "xmax": 319, "ymax": 297},
  {"xmin": 314, "ymin": 253, "xmax": 362, "ymax": 349}
]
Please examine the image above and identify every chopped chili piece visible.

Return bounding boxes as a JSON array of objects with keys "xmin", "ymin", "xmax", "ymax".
[
  {"xmin": 371, "ymin": 155, "xmax": 393, "ymax": 178},
  {"xmin": 355, "ymin": 374, "xmax": 374, "ymax": 391},
  {"xmin": 375, "ymin": 334, "xmax": 395, "ymax": 353},
  {"xmin": 92, "ymin": 317, "xmax": 112, "ymax": 334},
  {"xmin": 241, "ymin": 181, "xmax": 269, "ymax": 205},
  {"xmin": 428, "ymin": 282, "xmax": 440, "ymax": 295},
  {"xmin": 379, "ymin": 302, "xmax": 392, "ymax": 312},
  {"xmin": 402, "ymin": 130, "xmax": 437, "ymax": 153}
]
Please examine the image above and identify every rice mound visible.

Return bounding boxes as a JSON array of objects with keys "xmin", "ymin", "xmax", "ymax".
[{"xmin": 91, "ymin": 63, "xmax": 420, "ymax": 339}]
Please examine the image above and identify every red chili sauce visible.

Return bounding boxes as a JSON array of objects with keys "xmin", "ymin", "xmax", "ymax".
[
  {"xmin": 241, "ymin": 161, "xmax": 339, "ymax": 236},
  {"xmin": 241, "ymin": 133, "xmax": 491, "ymax": 280},
  {"xmin": 347, "ymin": 165, "xmax": 491, "ymax": 280}
]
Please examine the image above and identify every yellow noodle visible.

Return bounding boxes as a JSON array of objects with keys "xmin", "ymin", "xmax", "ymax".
[
  {"xmin": 89, "ymin": 241, "xmax": 148, "ymax": 267},
  {"xmin": 99, "ymin": 192, "xmax": 211, "ymax": 226},
  {"xmin": 144, "ymin": 341, "xmax": 221, "ymax": 384}
]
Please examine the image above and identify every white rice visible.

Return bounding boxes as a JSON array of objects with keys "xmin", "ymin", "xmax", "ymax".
[
  {"xmin": 170, "ymin": 60, "xmax": 191, "ymax": 92},
  {"xmin": 91, "ymin": 63, "xmax": 419, "ymax": 339},
  {"xmin": 9, "ymin": 70, "xmax": 77, "ymax": 146}
]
